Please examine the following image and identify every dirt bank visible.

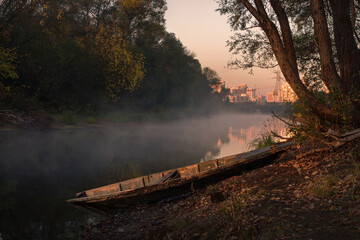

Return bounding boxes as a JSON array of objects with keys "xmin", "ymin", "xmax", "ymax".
[
  {"xmin": 0, "ymin": 110, "xmax": 136, "ymax": 131},
  {"xmin": 81, "ymin": 140, "xmax": 360, "ymax": 240},
  {"xmin": 0, "ymin": 110, "xmax": 51, "ymax": 130}
]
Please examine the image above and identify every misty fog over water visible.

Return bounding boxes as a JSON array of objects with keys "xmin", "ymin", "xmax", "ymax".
[{"xmin": 0, "ymin": 113, "xmax": 283, "ymax": 240}]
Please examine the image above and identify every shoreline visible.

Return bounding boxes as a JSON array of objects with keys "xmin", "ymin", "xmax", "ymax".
[
  {"xmin": 81, "ymin": 140, "xmax": 360, "ymax": 240},
  {"xmin": 0, "ymin": 103, "xmax": 289, "ymax": 131},
  {"xmin": 0, "ymin": 110, "xmax": 277, "ymax": 132}
]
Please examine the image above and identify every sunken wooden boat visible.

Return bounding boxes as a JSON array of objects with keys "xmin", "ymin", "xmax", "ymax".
[{"xmin": 67, "ymin": 141, "xmax": 295, "ymax": 214}]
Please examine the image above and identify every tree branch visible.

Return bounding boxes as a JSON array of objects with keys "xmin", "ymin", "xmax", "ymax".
[
  {"xmin": 269, "ymin": 0, "xmax": 299, "ymax": 76},
  {"xmin": 270, "ymin": 130, "xmax": 292, "ymax": 140},
  {"xmin": 271, "ymin": 111, "xmax": 296, "ymax": 127}
]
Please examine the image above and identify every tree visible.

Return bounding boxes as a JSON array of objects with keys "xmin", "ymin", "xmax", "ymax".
[
  {"xmin": 0, "ymin": 47, "xmax": 17, "ymax": 80},
  {"xmin": 0, "ymin": 0, "xmax": 165, "ymax": 111},
  {"xmin": 0, "ymin": 0, "xmax": 215, "ymax": 113},
  {"xmin": 217, "ymin": 0, "xmax": 360, "ymax": 129},
  {"xmin": 203, "ymin": 67, "xmax": 222, "ymax": 93},
  {"xmin": 0, "ymin": 47, "xmax": 17, "ymax": 101},
  {"xmin": 130, "ymin": 32, "xmax": 213, "ymax": 109},
  {"xmin": 96, "ymin": 25, "xmax": 145, "ymax": 101}
]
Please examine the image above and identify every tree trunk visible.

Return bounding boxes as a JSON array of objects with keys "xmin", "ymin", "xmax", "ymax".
[
  {"xmin": 248, "ymin": 0, "xmax": 342, "ymax": 124},
  {"xmin": 310, "ymin": 0, "xmax": 341, "ymax": 92},
  {"xmin": 329, "ymin": 0, "xmax": 360, "ymax": 125},
  {"xmin": 329, "ymin": 0, "xmax": 360, "ymax": 91}
]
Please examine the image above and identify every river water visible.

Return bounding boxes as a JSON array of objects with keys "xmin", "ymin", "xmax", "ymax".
[{"xmin": 0, "ymin": 113, "xmax": 283, "ymax": 240}]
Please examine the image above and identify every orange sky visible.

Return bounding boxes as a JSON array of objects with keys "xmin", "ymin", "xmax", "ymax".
[{"xmin": 165, "ymin": 0, "xmax": 277, "ymax": 95}]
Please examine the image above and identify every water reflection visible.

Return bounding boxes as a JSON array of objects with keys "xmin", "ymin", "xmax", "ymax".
[
  {"xmin": 0, "ymin": 113, "xmax": 275, "ymax": 240},
  {"xmin": 200, "ymin": 114, "xmax": 281, "ymax": 161},
  {"xmin": 201, "ymin": 127, "xmax": 261, "ymax": 162}
]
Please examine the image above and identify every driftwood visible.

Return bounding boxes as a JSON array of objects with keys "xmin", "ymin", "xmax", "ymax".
[
  {"xmin": 0, "ymin": 110, "xmax": 26, "ymax": 124},
  {"xmin": 271, "ymin": 111, "xmax": 295, "ymax": 127},
  {"xmin": 327, "ymin": 128, "xmax": 360, "ymax": 147},
  {"xmin": 0, "ymin": 110, "xmax": 49, "ymax": 129},
  {"xmin": 269, "ymin": 111, "xmax": 360, "ymax": 147},
  {"xmin": 295, "ymin": 147, "xmax": 331, "ymax": 159},
  {"xmin": 294, "ymin": 129, "xmax": 360, "ymax": 158},
  {"xmin": 270, "ymin": 130, "xmax": 292, "ymax": 140}
]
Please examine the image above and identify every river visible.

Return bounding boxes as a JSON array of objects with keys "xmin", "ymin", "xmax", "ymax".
[{"xmin": 0, "ymin": 113, "xmax": 284, "ymax": 240}]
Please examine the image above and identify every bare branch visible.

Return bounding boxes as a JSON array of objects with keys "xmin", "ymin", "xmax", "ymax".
[
  {"xmin": 270, "ymin": 130, "xmax": 292, "ymax": 140},
  {"xmin": 271, "ymin": 111, "xmax": 295, "ymax": 127}
]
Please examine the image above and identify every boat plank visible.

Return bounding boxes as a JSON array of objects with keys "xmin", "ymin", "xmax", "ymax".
[
  {"xmin": 120, "ymin": 177, "xmax": 144, "ymax": 191},
  {"xmin": 218, "ymin": 155, "xmax": 237, "ymax": 166},
  {"xmin": 178, "ymin": 164, "xmax": 199, "ymax": 178},
  {"xmin": 78, "ymin": 183, "xmax": 120, "ymax": 198},
  {"xmin": 199, "ymin": 160, "xmax": 218, "ymax": 172},
  {"xmin": 157, "ymin": 171, "xmax": 180, "ymax": 183},
  {"xmin": 144, "ymin": 172, "xmax": 163, "ymax": 186}
]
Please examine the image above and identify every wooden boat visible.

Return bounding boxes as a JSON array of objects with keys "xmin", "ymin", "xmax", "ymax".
[{"xmin": 67, "ymin": 141, "xmax": 295, "ymax": 214}]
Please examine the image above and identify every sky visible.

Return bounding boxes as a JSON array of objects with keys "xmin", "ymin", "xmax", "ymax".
[{"xmin": 165, "ymin": 0, "xmax": 277, "ymax": 95}]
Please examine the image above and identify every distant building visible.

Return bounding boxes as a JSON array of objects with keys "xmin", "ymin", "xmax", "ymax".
[
  {"xmin": 261, "ymin": 95, "xmax": 266, "ymax": 102},
  {"xmin": 254, "ymin": 95, "xmax": 265, "ymax": 102},
  {"xmin": 267, "ymin": 83, "xmax": 297, "ymax": 102},
  {"xmin": 267, "ymin": 92, "xmax": 274, "ymax": 102},
  {"xmin": 227, "ymin": 84, "xmax": 249, "ymax": 103},
  {"xmin": 246, "ymin": 88, "xmax": 256, "ymax": 102},
  {"xmin": 229, "ymin": 84, "xmax": 248, "ymax": 95},
  {"xmin": 224, "ymin": 83, "xmax": 281, "ymax": 103},
  {"xmin": 279, "ymin": 83, "xmax": 297, "ymax": 102}
]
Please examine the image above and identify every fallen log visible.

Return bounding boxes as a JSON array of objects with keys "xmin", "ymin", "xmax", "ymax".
[
  {"xmin": 327, "ymin": 128, "xmax": 360, "ymax": 147},
  {"xmin": 295, "ymin": 147, "xmax": 331, "ymax": 160}
]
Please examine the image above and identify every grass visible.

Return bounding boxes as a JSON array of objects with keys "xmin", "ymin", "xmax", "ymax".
[
  {"xmin": 221, "ymin": 199, "xmax": 244, "ymax": 220},
  {"xmin": 101, "ymin": 109, "xmax": 185, "ymax": 123},
  {"xmin": 103, "ymin": 111, "xmax": 149, "ymax": 123},
  {"xmin": 50, "ymin": 109, "xmax": 177, "ymax": 126},
  {"xmin": 85, "ymin": 117, "xmax": 98, "ymax": 124},
  {"xmin": 51, "ymin": 111, "xmax": 81, "ymax": 124},
  {"xmin": 250, "ymin": 133, "xmax": 277, "ymax": 150},
  {"xmin": 220, "ymin": 196, "xmax": 257, "ymax": 240},
  {"xmin": 173, "ymin": 220, "xmax": 188, "ymax": 230},
  {"xmin": 310, "ymin": 174, "xmax": 338, "ymax": 198},
  {"xmin": 51, "ymin": 111, "xmax": 100, "ymax": 125}
]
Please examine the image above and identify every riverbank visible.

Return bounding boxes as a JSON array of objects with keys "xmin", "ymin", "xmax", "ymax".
[
  {"xmin": 0, "ymin": 103, "xmax": 289, "ymax": 131},
  {"xmin": 81, "ymin": 140, "xmax": 360, "ymax": 240}
]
